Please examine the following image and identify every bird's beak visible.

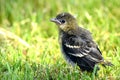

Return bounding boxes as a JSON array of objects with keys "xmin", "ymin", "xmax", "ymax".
[{"xmin": 50, "ymin": 18, "xmax": 61, "ymax": 24}]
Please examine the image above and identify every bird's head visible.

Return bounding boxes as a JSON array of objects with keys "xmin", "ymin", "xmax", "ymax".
[{"xmin": 50, "ymin": 13, "xmax": 78, "ymax": 32}]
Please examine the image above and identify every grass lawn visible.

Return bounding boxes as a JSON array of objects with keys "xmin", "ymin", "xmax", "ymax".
[{"xmin": 0, "ymin": 0, "xmax": 120, "ymax": 80}]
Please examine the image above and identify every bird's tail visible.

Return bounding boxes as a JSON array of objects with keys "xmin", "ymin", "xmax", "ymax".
[{"xmin": 101, "ymin": 61, "xmax": 114, "ymax": 67}]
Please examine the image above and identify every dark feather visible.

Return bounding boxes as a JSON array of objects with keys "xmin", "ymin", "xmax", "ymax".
[{"xmin": 60, "ymin": 29, "xmax": 103, "ymax": 71}]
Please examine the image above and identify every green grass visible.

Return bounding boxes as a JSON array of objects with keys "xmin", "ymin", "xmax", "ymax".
[{"xmin": 0, "ymin": 0, "xmax": 120, "ymax": 80}]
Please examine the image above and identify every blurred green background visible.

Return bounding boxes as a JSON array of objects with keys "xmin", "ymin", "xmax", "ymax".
[{"xmin": 0, "ymin": 0, "xmax": 120, "ymax": 80}]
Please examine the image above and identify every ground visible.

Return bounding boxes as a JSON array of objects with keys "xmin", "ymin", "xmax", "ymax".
[{"xmin": 0, "ymin": 0, "xmax": 120, "ymax": 80}]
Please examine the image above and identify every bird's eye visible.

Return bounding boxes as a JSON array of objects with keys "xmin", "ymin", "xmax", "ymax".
[{"xmin": 60, "ymin": 20, "xmax": 65, "ymax": 24}]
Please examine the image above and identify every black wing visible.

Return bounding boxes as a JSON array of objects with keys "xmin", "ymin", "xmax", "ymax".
[{"xmin": 62, "ymin": 36, "xmax": 104, "ymax": 71}]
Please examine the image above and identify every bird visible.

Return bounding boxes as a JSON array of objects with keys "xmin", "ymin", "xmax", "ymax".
[{"xmin": 50, "ymin": 12, "xmax": 113, "ymax": 72}]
